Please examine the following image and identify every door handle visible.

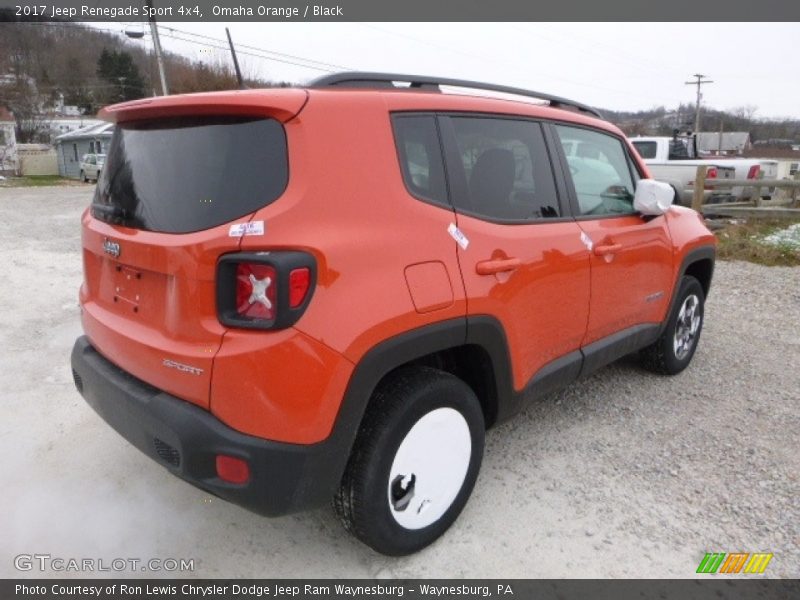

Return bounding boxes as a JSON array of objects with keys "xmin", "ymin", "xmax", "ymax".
[
  {"xmin": 476, "ymin": 258, "xmax": 521, "ymax": 275},
  {"xmin": 593, "ymin": 243, "xmax": 622, "ymax": 256}
]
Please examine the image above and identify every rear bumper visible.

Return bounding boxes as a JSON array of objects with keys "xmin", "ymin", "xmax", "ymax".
[{"xmin": 71, "ymin": 336, "xmax": 342, "ymax": 517}]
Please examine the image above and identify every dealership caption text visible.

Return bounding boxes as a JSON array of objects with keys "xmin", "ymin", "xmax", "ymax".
[
  {"xmin": 17, "ymin": 584, "xmax": 408, "ymax": 598},
  {"xmin": 16, "ymin": 584, "xmax": 507, "ymax": 598},
  {"xmin": 13, "ymin": 4, "xmax": 344, "ymax": 18}
]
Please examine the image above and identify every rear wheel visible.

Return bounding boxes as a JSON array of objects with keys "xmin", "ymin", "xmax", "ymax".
[
  {"xmin": 334, "ymin": 367, "xmax": 484, "ymax": 555},
  {"xmin": 640, "ymin": 275, "xmax": 705, "ymax": 375}
]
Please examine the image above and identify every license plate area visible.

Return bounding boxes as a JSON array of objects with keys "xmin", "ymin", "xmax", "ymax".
[{"xmin": 113, "ymin": 264, "xmax": 143, "ymax": 313}]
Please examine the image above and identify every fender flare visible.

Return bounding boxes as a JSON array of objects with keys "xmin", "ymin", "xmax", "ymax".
[
  {"xmin": 319, "ymin": 316, "xmax": 515, "ymax": 496},
  {"xmin": 660, "ymin": 245, "xmax": 716, "ymax": 335}
]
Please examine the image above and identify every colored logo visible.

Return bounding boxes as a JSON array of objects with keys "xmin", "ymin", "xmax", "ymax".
[{"xmin": 696, "ymin": 552, "xmax": 773, "ymax": 574}]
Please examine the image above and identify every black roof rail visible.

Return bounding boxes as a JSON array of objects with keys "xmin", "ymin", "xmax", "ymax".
[{"xmin": 310, "ymin": 72, "xmax": 604, "ymax": 119}]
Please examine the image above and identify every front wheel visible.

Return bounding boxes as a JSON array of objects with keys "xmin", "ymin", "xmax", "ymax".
[
  {"xmin": 80, "ymin": 170, "xmax": 87, "ymax": 183},
  {"xmin": 640, "ymin": 275, "xmax": 705, "ymax": 375},
  {"xmin": 334, "ymin": 367, "xmax": 485, "ymax": 556}
]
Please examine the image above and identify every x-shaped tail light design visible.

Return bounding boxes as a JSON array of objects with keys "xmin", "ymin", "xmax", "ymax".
[{"xmin": 248, "ymin": 273, "xmax": 273, "ymax": 310}]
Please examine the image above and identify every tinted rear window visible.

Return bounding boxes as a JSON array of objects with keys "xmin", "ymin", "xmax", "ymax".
[
  {"xmin": 92, "ymin": 117, "xmax": 288, "ymax": 233},
  {"xmin": 392, "ymin": 115, "xmax": 448, "ymax": 207},
  {"xmin": 631, "ymin": 141, "xmax": 657, "ymax": 159}
]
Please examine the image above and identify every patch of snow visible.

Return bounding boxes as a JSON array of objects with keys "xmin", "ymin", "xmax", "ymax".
[{"xmin": 762, "ymin": 223, "xmax": 800, "ymax": 250}]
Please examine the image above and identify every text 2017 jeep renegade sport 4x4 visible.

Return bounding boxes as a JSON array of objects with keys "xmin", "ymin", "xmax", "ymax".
[{"xmin": 71, "ymin": 72, "xmax": 716, "ymax": 556}]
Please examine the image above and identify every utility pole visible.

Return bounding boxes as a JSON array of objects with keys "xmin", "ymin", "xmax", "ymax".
[
  {"xmin": 685, "ymin": 74, "xmax": 713, "ymax": 133},
  {"xmin": 146, "ymin": 0, "xmax": 169, "ymax": 95},
  {"xmin": 225, "ymin": 27, "xmax": 245, "ymax": 89}
]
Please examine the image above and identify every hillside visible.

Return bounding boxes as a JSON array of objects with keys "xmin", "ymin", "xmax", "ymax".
[
  {"xmin": 602, "ymin": 104, "xmax": 800, "ymax": 143},
  {"xmin": 0, "ymin": 20, "xmax": 280, "ymax": 131},
  {"xmin": 1, "ymin": 20, "xmax": 798, "ymax": 145}
]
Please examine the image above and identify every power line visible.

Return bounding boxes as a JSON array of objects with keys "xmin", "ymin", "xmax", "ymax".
[
  {"xmin": 358, "ymin": 23, "xmax": 673, "ymax": 108},
  {"xmin": 161, "ymin": 26, "xmax": 350, "ymax": 71},
  {"xmin": 156, "ymin": 30, "xmax": 340, "ymax": 74},
  {"xmin": 14, "ymin": 21, "xmax": 348, "ymax": 75}
]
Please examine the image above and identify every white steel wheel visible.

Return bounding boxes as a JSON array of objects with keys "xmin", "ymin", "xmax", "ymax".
[
  {"xmin": 334, "ymin": 366, "xmax": 485, "ymax": 556},
  {"xmin": 388, "ymin": 407, "xmax": 472, "ymax": 530}
]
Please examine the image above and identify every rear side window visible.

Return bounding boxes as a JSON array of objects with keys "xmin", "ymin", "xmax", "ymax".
[
  {"xmin": 92, "ymin": 117, "xmax": 288, "ymax": 234},
  {"xmin": 554, "ymin": 125, "xmax": 637, "ymax": 217},
  {"xmin": 448, "ymin": 117, "xmax": 560, "ymax": 221},
  {"xmin": 631, "ymin": 141, "xmax": 657, "ymax": 159},
  {"xmin": 392, "ymin": 115, "xmax": 448, "ymax": 206}
]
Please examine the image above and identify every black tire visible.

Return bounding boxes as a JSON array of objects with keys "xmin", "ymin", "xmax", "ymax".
[
  {"xmin": 640, "ymin": 275, "xmax": 705, "ymax": 375},
  {"xmin": 334, "ymin": 366, "xmax": 485, "ymax": 556},
  {"xmin": 80, "ymin": 170, "xmax": 87, "ymax": 183}
]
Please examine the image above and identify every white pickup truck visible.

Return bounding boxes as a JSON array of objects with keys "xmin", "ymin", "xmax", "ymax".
[
  {"xmin": 629, "ymin": 136, "xmax": 737, "ymax": 205},
  {"xmin": 707, "ymin": 155, "xmax": 779, "ymax": 200}
]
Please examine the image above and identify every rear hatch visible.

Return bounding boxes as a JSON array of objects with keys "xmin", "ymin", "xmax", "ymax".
[{"xmin": 79, "ymin": 90, "xmax": 307, "ymax": 409}]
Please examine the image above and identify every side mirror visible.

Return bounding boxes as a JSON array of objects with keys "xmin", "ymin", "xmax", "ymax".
[{"xmin": 633, "ymin": 179, "xmax": 674, "ymax": 216}]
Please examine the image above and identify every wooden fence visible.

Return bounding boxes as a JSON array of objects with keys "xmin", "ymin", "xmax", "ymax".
[{"xmin": 691, "ymin": 167, "xmax": 800, "ymax": 218}]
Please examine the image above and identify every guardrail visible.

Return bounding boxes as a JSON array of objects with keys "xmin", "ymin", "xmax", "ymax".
[{"xmin": 691, "ymin": 167, "xmax": 800, "ymax": 218}]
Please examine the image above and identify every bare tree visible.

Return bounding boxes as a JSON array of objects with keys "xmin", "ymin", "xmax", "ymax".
[{"xmin": 1, "ymin": 77, "xmax": 49, "ymax": 143}]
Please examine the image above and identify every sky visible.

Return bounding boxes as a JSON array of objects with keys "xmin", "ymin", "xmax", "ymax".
[{"xmin": 97, "ymin": 22, "xmax": 800, "ymax": 119}]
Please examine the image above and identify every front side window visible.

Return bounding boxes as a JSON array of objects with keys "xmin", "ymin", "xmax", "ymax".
[
  {"xmin": 449, "ymin": 117, "xmax": 560, "ymax": 221},
  {"xmin": 554, "ymin": 125, "xmax": 638, "ymax": 217},
  {"xmin": 392, "ymin": 115, "xmax": 448, "ymax": 206}
]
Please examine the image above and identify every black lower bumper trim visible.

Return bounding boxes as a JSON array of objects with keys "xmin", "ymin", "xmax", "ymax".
[{"xmin": 70, "ymin": 336, "xmax": 342, "ymax": 517}]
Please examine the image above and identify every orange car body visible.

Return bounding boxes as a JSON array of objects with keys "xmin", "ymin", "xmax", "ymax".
[{"xmin": 72, "ymin": 82, "xmax": 715, "ymax": 516}]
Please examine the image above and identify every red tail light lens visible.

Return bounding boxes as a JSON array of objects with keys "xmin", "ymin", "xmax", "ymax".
[
  {"xmin": 216, "ymin": 455, "xmax": 250, "ymax": 484},
  {"xmin": 704, "ymin": 167, "xmax": 718, "ymax": 190},
  {"xmin": 217, "ymin": 252, "xmax": 316, "ymax": 330},
  {"xmin": 236, "ymin": 263, "xmax": 277, "ymax": 320},
  {"xmin": 747, "ymin": 165, "xmax": 760, "ymax": 179},
  {"xmin": 289, "ymin": 268, "xmax": 311, "ymax": 308}
]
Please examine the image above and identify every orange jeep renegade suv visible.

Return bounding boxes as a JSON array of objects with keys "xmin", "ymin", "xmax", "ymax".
[{"xmin": 71, "ymin": 73, "xmax": 716, "ymax": 555}]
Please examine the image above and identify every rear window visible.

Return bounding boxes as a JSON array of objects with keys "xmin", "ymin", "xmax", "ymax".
[
  {"xmin": 92, "ymin": 117, "xmax": 288, "ymax": 234},
  {"xmin": 631, "ymin": 141, "xmax": 657, "ymax": 159},
  {"xmin": 392, "ymin": 115, "xmax": 448, "ymax": 207}
]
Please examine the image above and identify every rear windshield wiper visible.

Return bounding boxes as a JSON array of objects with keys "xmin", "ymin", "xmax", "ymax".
[{"xmin": 91, "ymin": 203, "xmax": 128, "ymax": 220}]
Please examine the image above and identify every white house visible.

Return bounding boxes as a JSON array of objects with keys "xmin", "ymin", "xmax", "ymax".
[
  {"xmin": 44, "ymin": 116, "xmax": 104, "ymax": 140},
  {"xmin": 696, "ymin": 132, "xmax": 752, "ymax": 156},
  {"xmin": 0, "ymin": 106, "xmax": 18, "ymax": 175},
  {"xmin": 55, "ymin": 122, "xmax": 114, "ymax": 179}
]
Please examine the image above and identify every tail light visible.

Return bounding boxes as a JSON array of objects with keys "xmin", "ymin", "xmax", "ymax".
[
  {"xmin": 217, "ymin": 251, "xmax": 316, "ymax": 330},
  {"xmin": 704, "ymin": 167, "xmax": 718, "ymax": 190},
  {"xmin": 747, "ymin": 165, "xmax": 761, "ymax": 179}
]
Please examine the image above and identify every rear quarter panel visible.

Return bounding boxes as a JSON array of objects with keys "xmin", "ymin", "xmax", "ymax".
[{"xmin": 211, "ymin": 91, "xmax": 468, "ymax": 443}]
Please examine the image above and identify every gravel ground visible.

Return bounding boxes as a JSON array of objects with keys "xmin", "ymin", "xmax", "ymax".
[{"xmin": 1, "ymin": 185, "xmax": 798, "ymax": 578}]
